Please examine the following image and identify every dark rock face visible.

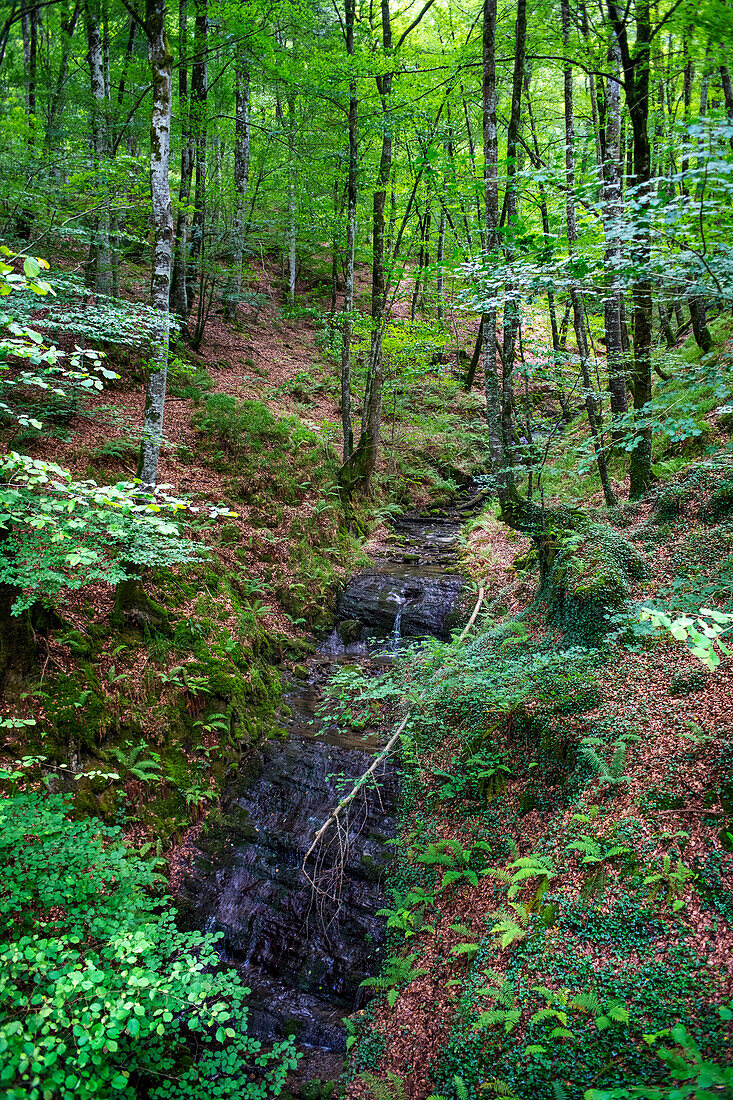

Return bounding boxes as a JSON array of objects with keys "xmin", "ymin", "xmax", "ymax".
[
  {"xmin": 337, "ymin": 514, "xmax": 465, "ymax": 639},
  {"xmin": 178, "ymin": 500, "xmax": 469, "ymax": 1057},
  {"xmin": 338, "ymin": 567, "xmax": 463, "ymax": 637},
  {"xmin": 178, "ymin": 737, "xmax": 397, "ymax": 1049}
]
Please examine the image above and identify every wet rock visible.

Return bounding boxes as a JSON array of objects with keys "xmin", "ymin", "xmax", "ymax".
[
  {"xmin": 336, "ymin": 619, "xmax": 363, "ymax": 644},
  {"xmin": 178, "ymin": 737, "xmax": 398, "ymax": 1049},
  {"xmin": 338, "ymin": 567, "xmax": 463, "ymax": 638}
]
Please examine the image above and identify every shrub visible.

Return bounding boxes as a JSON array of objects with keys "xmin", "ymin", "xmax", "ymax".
[{"xmin": 0, "ymin": 792, "xmax": 298, "ymax": 1100}]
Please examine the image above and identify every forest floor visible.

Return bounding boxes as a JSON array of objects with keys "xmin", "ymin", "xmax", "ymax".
[{"xmin": 5, "ymin": 243, "xmax": 733, "ymax": 1099}]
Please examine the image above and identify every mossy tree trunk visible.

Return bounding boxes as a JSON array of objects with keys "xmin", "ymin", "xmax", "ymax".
[{"xmin": 138, "ymin": 0, "xmax": 174, "ymax": 492}]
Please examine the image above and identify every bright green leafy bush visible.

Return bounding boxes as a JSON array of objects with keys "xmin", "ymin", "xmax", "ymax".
[{"xmin": 0, "ymin": 793, "xmax": 298, "ymax": 1100}]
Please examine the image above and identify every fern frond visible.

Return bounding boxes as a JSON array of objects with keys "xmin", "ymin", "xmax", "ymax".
[
  {"xmin": 579, "ymin": 744, "xmax": 609, "ymax": 777},
  {"xmin": 570, "ymin": 992, "xmax": 602, "ymax": 1015},
  {"xmin": 609, "ymin": 740, "xmax": 628, "ymax": 778},
  {"xmin": 454, "ymin": 1076, "xmax": 469, "ymax": 1100}
]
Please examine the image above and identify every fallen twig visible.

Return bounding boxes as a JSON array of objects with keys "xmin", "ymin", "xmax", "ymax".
[{"xmin": 301, "ymin": 586, "xmax": 486, "ymax": 876}]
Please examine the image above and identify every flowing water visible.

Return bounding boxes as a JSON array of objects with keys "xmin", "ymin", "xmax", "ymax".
[{"xmin": 177, "ymin": 500, "xmax": 472, "ymax": 1076}]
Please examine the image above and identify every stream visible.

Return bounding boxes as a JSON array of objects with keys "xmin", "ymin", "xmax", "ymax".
[{"xmin": 177, "ymin": 499, "xmax": 474, "ymax": 1080}]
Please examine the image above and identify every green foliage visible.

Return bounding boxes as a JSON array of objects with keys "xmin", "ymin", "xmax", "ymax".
[
  {"xmin": 0, "ymin": 454, "xmax": 215, "ymax": 612},
  {"xmin": 640, "ymin": 606, "xmax": 733, "ymax": 671},
  {"xmin": 430, "ymin": 749, "xmax": 510, "ymax": 804},
  {"xmin": 543, "ymin": 521, "xmax": 647, "ymax": 644},
  {"xmin": 167, "ymin": 356, "xmax": 214, "ymax": 401},
  {"xmin": 585, "ymin": 1005, "xmax": 733, "ymax": 1099},
  {"xmin": 579, "ymin": 736, "xmax": 635, "ymax": 789},
  {"xmin": 0, "ymin": 793, "xmax": 298, "ymax": 1100},
  {"xmin": 106, "ymin": 739, "xmax": 163, "ymax": 784},
  {"xmin": 359, "ymin": 952, "xmax": 428, "ymax": 1009},
  {"xmin": 375, "ymin": 886, "xmax": 436, "ymax": 939},
  {"xmin": 643, "ymin": 856, "xmax": 696, "ymax": 913},
  {"xmin": 6, "ymin": 272, "xmax": 162, "ymax": 348},
  {"xmin": 414, "ymin": 837, "xmax": 493, "ymax": 891}
]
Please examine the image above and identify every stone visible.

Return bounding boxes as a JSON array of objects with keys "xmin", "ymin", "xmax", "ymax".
[{"xmin": 336, "ymin": 619, "xmax": 363, "ymax": 643}]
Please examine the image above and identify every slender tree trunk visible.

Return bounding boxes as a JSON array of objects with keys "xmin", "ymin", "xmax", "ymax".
[
  {"xmin": 608, "ymin": 0, "xmax": 653, "ymax": 498},
  {"xmin": 225, "ymin": 52, "xmax": 251, "ymax": 320},
  {"xmin": 186, "ymin": 0, "xmax": 207, "ymax": 311},
  {"xmin": 481, "ymin": 0, "xmax": 504, "ymax": 487},
  {"xmin": 329, "ymin": 178, "xmax": 340, "ymax": 315},
  {"xmin": 659, "ymin": 303, "xmax": 674, "ymax": 348},
  {"xmin": 524, "ymin": 75, "xmax": 568, "ymax": 420},
  {"xmin": 499, "ymin": 0, "xmax": 527, "ymax": 459},
  {"xmin": 463, "ymin": 316, "xmax": 484, "ymax": 392},
  {"xmin": 170, "ymin": 0, "xmax": 192, "ymax": 321},
  {"xmin": 436, "ymin": 206, "xmax": 445, "ymax": 323},
  {"xmin": 563, "ymin": 0, "xmax": 616, "ymax": 507},
  {"xmin": 459, "ymin": 88, "xmax": 483, "ymax": 250},
  {"xmin": 21, "ymin": 0, "xmax": 37, "ymax": 139},
  {"xmin": 139, "ymin": 0, "xmax": 174, "ymax": 490},
  {"xmin": 357, "ymin": 0, "xmax": 393, "ymax": 489},
  {"xmin": 689, "ymin": 52, "xmax": 714, "ymax": 355},
  {"xmin": 721, "ymin": 66, "xmax": 733, "ymax": 151},
  {"xmin": 45, "ymin": 0, "xmax": 81, "ymax": 153},
  {"xmin": 411, "ymin": 200, "xmax": 430, "ymax": 319},
  {"xmin": 340, "ymin": 0, "xmax": 358, "ymax": 463},
  {"xmin": 602, "ymin": 37, "xmax": 627, "ymax": 440},
  {"xmin": 287, "ymin": 87, "xmax": 297, "ymax": 302},
  {"xmin": 84, "ymin": 0, "xmax": 112, "ymax": 294}
]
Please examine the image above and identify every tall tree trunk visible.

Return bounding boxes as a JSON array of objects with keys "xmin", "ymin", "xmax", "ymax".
[
  {"xmin": 481, "ymin": 0, "xmax": 505, "ymax": 491},
  {"xmin": 84, "ymin": 0, "xmax": 112, "ymax": 294},
  {"xmin": 286, "ymin": 87, "xmax": 297, "ymax": 302},
  {"xmin": 499, "ymin": 0, "xmax": 527, "ymax": 460},
  {"xmin": 721, "ymin": 65, "xmax": 733, "ymax": 151},
  {"xmin": 21, "ymin": 0, "xmax": 37, "ymax": 140},
  {"xmin": 459, "ymin": 88, "xmax": 483, "ymax": 250},
  {"xmin": 688, "ymin": 51, "xmax": 714, "ymax": 355},
  {"xmin": 340, "ymin": 0, "xmax": 358, "ymax": 463},
  {"xmin": 186, "ymin": 0, "xmax": 207, "ymax": 312},
  {"xmin": 45, "ymin": 0, "xmax": 81, "ymax": 153},
  {"xmin": 436, "ymin": 206, "xmax": 446, "ymax": 323},
  {"xmin": 525, "ymin": 75, "xmax": 569, "ymax": 420},
  {"xmin": 170, "ymin": 0, "xmax": 192, "ymax": 321},
  {"xmin": 138, "ymin": 0, "xmax": 174, "ymax": 490},
  {"xmin": 411, "ymin": 199, "xmax": 430, "ymax": 319},
  {"xmin": 608, "ymin": 0, "xmax": 653, "ymax": 499},
  {"xmin": 602, "ymin": 36, "xmax": 628, "ymax": 440},
  {"xmin": 563, "ymin": 0, "xmax": 617, "ymax": 507},
  {"xmin": 225, "ymin": 52, "xmax": 250, "ymax": 321},
  {"xmin": 358, "ymin": 0, "xmax": 393, "ymax": 490}
]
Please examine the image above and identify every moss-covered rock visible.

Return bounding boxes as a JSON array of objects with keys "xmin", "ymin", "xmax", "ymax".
[{"xmin": 542, "ymin": 519, "xmax": 646, "ymax": 644}]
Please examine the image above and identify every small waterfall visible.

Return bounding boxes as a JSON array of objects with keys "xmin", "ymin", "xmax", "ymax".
[{"xmin": 391, "ymin": 599, "xmax": 404, "ymax": 650}]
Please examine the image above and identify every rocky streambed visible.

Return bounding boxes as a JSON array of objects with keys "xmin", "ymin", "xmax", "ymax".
[{"xmin": 177, "ymin": 499, "xmax": 473, "ymax": 1075}]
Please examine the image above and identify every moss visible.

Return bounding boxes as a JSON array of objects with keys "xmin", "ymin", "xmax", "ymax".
[
  {"xmin": 43, "ymin": 666, "xmax": 110, "ymax": 755},
  {"xmin": 669, "ymin": 669, "xmax": 709, "ymax": 696},
  {"xmin": 704, "ymin": 480, "xmax": 733, "ymax": 524},
  {"xmin": 542, "ymin": 520, "xmax": 647, "ymax": 644},
  {"xmin": 111, "ymin": 578, "xmax": 172, "ymax": 634}
]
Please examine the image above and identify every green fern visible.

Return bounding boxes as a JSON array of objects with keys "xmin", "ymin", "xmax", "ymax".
[
  {"xmin": 507, "ymin": 854, "xmax": 557, "ymax": 907},
  {"xmin": 360, "ymin": 1071, "xmax": 407, "ymax": 1100},
  {"xmin": 450, "ymin": 941, "xmax": 481, "ymax": 963},
  {"xmin": 453, "ymin": 1076, "xmax": 469, "ymax": 1100},
  {"xmin": 644, "ymin": 855, "xmax": 696, "ymax": 911},
  {"xmin": 490, "ymin": 901, "xmax": 531, "ymax": 948},
  {"xmin": 107, "ymin": 740, "xmax": 162, "ymax": 784},
  {"xmin": 579, "ymin": 738, "xmax": 631, "ymax": 786},
  {"xmin": 359, "ymin": 952, "xmax": 428, "ymax": 1008},
  {"xmin": 476, "ymin": 1007, "xmax": 521, "ymax": 1033}
]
